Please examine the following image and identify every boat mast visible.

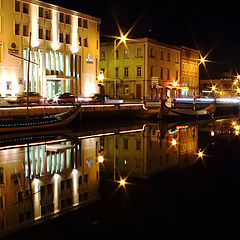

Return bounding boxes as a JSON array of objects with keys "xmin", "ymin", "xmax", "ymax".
[{"xmin": 26, "ymin": 32, "xmax": 32, "ymax": 119}]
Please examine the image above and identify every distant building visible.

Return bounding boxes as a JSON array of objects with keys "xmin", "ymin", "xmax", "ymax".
[
  {"xmin": 180, "ymin": 46, "xmax": 200, "ymax": 97},
  {"xmin": 0, "ymin": 0, "xmax": 101, "ymax": 97},
  {"xmin": 100, "ymin": 38, "xmax": 200, "ymax": 100}
]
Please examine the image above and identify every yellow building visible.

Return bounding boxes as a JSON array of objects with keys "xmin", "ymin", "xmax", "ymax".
[
  {"xmin": 100, "ymin": 38, "xmax": 200, "ymax": 100},
  {"xmin": 180, "ymin": 46, "xmax": 200, "ymax": 96},
  {"xmin": 0, "ymin": 0, "xmax": 101, "ymax": 97}
]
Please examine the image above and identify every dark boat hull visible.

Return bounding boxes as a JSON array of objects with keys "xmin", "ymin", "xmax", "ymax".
[{"xmin": 0, "ymin": 106, "xmax": 79, "ymax": 133}]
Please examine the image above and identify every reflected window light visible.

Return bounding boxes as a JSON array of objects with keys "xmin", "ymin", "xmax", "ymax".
[{"xmin": 171, "ymin": 139, "xmax": 177, "ymax": 145}]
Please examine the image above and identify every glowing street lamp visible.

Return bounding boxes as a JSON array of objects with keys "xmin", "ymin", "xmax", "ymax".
[
  {"xmin": 98, "ymin": 155, "xmax": 104, "ymax": 163},
  {"xmin": 120, "ymin": 179, "xmax": 126, "ymax": 186},
  {"xmin": 211, "ymin": 85, "xmax": 216, "ymax": 92},
  {"xmin": 171, "ymin": 139, "xmax": 177, "ymax": 146},
  {"xmin": 200, "ymin": 57, "xmax": 205, "ymax": 63},
  {"xmin": 198, "ymin": 150, "xmax": 203, "ymax": 158},
  {"xmin": 98, "ymin": 71, "xmax": 104, "ymax": 87}
]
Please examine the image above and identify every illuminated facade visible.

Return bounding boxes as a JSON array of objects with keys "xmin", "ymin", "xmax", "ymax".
[
  {"xmin": 100, "ymin": 38, "xmax": 200, "ymax": 100},
  {"xmin": 0, "ymin": 137, "xmax": 100, "ymax": 233},
  {"xmin": 180, "ymin": 46, "xmax": 200, "ymax": 97},
  {"xmin": 0, "ymin": 0, "xmax": 100, "ymax": 97},
  {"xmin": 102, "ymin": 124, "xmax": 198, "ymax": 179}
]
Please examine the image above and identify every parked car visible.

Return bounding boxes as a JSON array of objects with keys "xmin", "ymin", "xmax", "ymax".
[
  {"xmin": 90, "ymin": 94, "xmax": 110, "ymax": 104},
  {"xmin": 7, "ymin": 92, "xmax": 43, "ymax": 104},
  {"xmin": 48, "ymin": 92, "xmax": 76, "ymax": 104}
]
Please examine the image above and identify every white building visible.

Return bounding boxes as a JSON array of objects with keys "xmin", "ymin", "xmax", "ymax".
[{"xmin": 0, "ymin": 0, "xmax": 101, "ymax": 97}]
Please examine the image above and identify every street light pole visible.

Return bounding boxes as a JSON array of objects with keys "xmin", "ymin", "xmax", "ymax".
[
  {"xmin": 113, "ymin": 38, "xmax": 117, "ymax": 99},
  {"xmin": 113, "ymin": 35, "xmax": 127, "ymax": 99}
]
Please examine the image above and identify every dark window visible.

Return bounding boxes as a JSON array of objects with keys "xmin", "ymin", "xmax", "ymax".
[
  {"xmin": 15, "ymin": 0, "xmax": 20, "ymax": 12},
  {"xmin": 83, "ymin": 19, "xmax": 88, "ymax": 28},
  {"xmin": 39, "ymin": 7, "xmax": 44, "ymax": 18},
  {"xmin": 59, "ymin": 13, "xmax": 64, "ymax": 23},
  {"xmin": 46, "ymin": 30, "xmax": 51, "ymax": 40},
  {"xmin": 66, "ymin": 34, "xmax": 70, "ymax": 44},
  {"xmin": 39, "ymin": 28, "xmax": 43, "ymax": 39},
  {"xmin": 65, "ymin": 15, "xmax": 71, "ymax": 24},
  {"xmin": 84, "ymin": 174, "xmax": 88, "ymax": 183},
  {"xmin": 18, "ymin": 192, "xmax": 23, "ymax": 202},
  {"xmin": 45, "ymin": 9, "xmax": 51, "ymax": 19},
  {"xmin": 23, "ymin": 25, "xmax": 28, "ymax": 37},
  {"xmin": 15, "ymin": 23, "xmax": 20, "ymax": 35},
  {"xmin": 23, "ymin": 3, "xmax": 28, "ymax": 14},
  {"xmin": 83, "ymin": 38, "xmax": 88, "ymax": 47},
  {"xmin": 78, "ymin": 18, "xmax": 82, "ymax": 27},
  {"xmin": 59, "ymin": 32, "xmax": 64, "ymax": 43}
]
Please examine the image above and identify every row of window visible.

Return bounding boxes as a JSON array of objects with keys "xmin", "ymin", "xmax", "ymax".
[
  {"xmin": 100, "ymin": 49, "xmax": 179, "ymax": 62},
  {"xmin": 15, "ymin": 23, "xmax": 89, "ymax": 47},
  {"xmin": 15, "ymin": 1, "xmax": 93, "ymax": 30},
  {"xmin": 103, "ymin": 66, "xmax": 178, "ymax": 80}
]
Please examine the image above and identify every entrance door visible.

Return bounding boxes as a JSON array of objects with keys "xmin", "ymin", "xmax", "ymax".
[
  {"xmin": 136, "ymin": 84, "xmax": 141, "ymax": 99},
  {"xmin": 47, "ymin": 80, "xmax": 61, "ymax": 97}
]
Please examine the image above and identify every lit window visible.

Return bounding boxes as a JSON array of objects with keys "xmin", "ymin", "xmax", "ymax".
[{"xmin": 137, "ymin": 66, "xmax": 141, "ymax": 77}]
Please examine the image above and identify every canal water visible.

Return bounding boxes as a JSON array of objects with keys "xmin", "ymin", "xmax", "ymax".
[{"xmin": 1, "ymin": 117, "xmax": 240, "ymax": 239}]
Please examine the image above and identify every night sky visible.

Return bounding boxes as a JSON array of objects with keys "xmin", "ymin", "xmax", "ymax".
[{"xmin": 45, "ymin": 0, "xmax": 240, "ymax": 78}]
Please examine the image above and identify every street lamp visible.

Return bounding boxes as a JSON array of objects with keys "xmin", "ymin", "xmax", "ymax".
[{"xmin": 113, "ymin": 34, "xmax": 127, "ymax": 98}]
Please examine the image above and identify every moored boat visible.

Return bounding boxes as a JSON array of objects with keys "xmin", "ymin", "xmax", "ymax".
[
  {"xmin": 0, "ymin": 105, "xmax": 80, "ymax": 133},
  {"xmin": 157, "ymin": 100, "xmax": 216, "ymax": 121}
]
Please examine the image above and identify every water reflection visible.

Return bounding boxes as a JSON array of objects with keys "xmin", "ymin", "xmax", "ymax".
[
  {"xmin": 0, "ymin": 136, "xmax": 100, "ymax": 235},
  {"xmin": 1, "ymin": 118, "xmax": 239, "ymax": 236},
  {"xmin": 102, "ymin": 123, "xmax": 198, "ymax": 180}
]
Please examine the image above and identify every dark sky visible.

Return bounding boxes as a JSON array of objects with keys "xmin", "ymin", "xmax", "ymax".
[{"xmin": 45, "ymin": 0, "xmax": 240, "ymax": 78}]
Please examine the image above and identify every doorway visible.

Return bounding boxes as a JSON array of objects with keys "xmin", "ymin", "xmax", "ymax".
[{"xmin": 136, "ymin": 84, "xmax": 141, "ymax": 99}]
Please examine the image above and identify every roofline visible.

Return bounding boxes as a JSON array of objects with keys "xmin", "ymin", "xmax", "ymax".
[
  {"xmin": 101, "ymin": 37, "xmax": 198, "ymax": 52},
  {"xmin": 20, "ymin": 0, "xmax": 101, "ymax": 23}
]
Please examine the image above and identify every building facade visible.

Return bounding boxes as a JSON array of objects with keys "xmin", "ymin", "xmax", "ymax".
[
  {"xmin": 0, "ymin": 0, "xmax": 100, "ymax": 97},
  {"xmin": 100, "ymin": 38, "xmax": 200, "ymax": 100},
  {"xmin": 180, "ymin": 46, "xmax": 200, "ymax": 97}
]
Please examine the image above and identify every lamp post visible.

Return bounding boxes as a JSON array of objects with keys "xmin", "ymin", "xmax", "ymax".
[{"xmin": 113, "ymin": 35, "xmax": 127, "ymax": 99}]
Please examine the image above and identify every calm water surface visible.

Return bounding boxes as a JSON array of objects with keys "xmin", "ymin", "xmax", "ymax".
[{"xmin": 1, "ymin": 118, "xmax": 240, "ymax": 239}]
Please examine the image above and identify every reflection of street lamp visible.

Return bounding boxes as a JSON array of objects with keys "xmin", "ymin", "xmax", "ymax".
[{"xmin": 114, "ymin": 34, "xmax": 127, "ymax": 98}]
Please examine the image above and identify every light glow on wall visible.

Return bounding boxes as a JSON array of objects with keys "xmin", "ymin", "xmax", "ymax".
[
  {"xmin": 31, "ymin": 5, "xmax": 39, "ymax": 48},
  {"xmin": 82, "ymin": 74, "xmax": 98, "ymax": 97},
  {"xmin": 0, "ymin": 67, "xmax": 19, "ymax": 96},
  {"xmin": 71, "ymin": 16, "xmax": 79, "ymax": 54},
  {"xmin": 52, "ymin": 10, "xmax": 59, "ymax": 51}
]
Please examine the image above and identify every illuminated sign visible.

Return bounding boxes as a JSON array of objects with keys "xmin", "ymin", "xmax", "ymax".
[{"xmin": 86, "ymin": 54, "xmax": 93, "ymax": 63}]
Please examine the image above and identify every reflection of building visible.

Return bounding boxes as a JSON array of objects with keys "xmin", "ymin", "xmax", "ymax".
[
  {"xmin": 100, "ymin": 38, "xmax": 200, "ymax": 100},
  {"xmin": 0, "ymin": 137, "xmax": 100, "ymax": 234},
  {"xmin": 0, "ymin": 0, "xmax": 100, "ymax": 97},
  {"xmin": 102, "ymin": 124, "xmax": 198, "ymax": 179}
]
